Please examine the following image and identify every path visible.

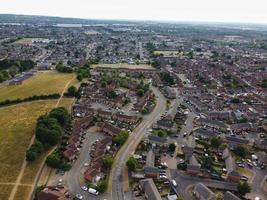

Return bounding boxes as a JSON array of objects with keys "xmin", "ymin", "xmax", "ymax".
[{"xmin": 7, "ymin": 74, "xmax": 76, "ymax": 200}]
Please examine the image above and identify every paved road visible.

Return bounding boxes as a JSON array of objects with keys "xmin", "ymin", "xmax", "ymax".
[
  {"xmin": 65, "ymin": 129, "xmax": 105, "ymax": 200},
  {"xmin": 169, "ymin": 169, "xmax": 238, "ymax": 200},
  {"xmin": 109, "ymin": 86, "xmax": 166, "ymax": 200}
]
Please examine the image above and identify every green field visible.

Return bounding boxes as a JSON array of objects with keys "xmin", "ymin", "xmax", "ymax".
[
  {"xmin": 0, "ymin": 71, "xmax": 76, "ymax": 101},
  {"xmin": 0, "ymin": 101, "xmax": 57, "ymax": 183},
  {"xmin": 92, "ymin": 63, "xmax": 154, "ymax": 70}
]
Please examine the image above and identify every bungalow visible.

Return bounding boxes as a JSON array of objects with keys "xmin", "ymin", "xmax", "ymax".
[
  {"xmin": 194, "ymin": 128, "xmax": 219, "ymax": 139},
  {"xmin": 146, "ymin": 149, "xmax": 155, "ymax": 168},
  {"xmin": 139, "ymin": 178, "xmax": 162, "ymax": 200},
  {"xmin": 222, "ymin": 148, "xmax": 240, "ymax": 182},
  {"xmin": 230, "ymin": 123, "xmax": 252, "ymax": 133},
  {"xmin": 97, "ymin": 122, "xmax": 122, "ymax": 136},
  {"xmin": 206, "ymin": 111, "xmax": 232, "ymax": 121},
  {"xmin": 193, "ymin": 183, "xmax": 216, "ymax": 200},
  {"xmin": 223, "ymin": 191, "xmax": 241, "ymax": 200},
  {"xmin": 38, "ymin": 186, "xmax": 69, "ymax": 200},
  {"xmin": 197, "ymin": 119, "xmax": 227, "ymax": 131},
  {"xmin": 148, "ymin": 135, "xmax": 167, "ymax": 146},
  {"xmin": 187, "ymin": 155, "xmax": 201, "ymax": 176},
  {"xmin": 182, "ymin": 146, "xmax": 194, "ymax": 162},
  {"xmin": 144, "ymin": 167, "xmax": 160, "ymax": 179}
]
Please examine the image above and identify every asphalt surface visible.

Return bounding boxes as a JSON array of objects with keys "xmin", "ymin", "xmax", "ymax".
[
  {"xmin": 169, "ymin": 169, "xmax": 238, "ymax": 200},
  {"xmin": 65, "ymin": 129, "xmax": 105, "ymax": 200},
  {"xmin": 109, "ymin": 86, "xmax": 166, "ymax": 200}
]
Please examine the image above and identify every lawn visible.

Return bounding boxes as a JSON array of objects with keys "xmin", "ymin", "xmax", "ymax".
[
  {"xmin": 0, "ymin": 71, "xmax": 76, "ymax": 101},
  {"xmin": 92, "ymin": 63, "xmax": 154, "ymax": 70},
  {"xmin": 58, "ymin": 97, "xmax": 75, "ymax": 111},
  {"xmin": 154, "ymin": 50, "xmax": 182, "ymax": 57},
  {"xmin": 0, "ymin": 100, "xmax": 56, "ymax": 182}
]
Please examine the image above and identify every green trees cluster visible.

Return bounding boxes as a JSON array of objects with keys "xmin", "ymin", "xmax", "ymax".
[
  {"xmin": 168, "ymin": 143, "xmax": 176, "ymax": 152},
  {"xmin": 46, "ymin": 149, "xmax": 71, "ymax": 170},
  {"xmin": 0, "ymin": 93, "xmax": 60, "ymax": 107},
  {"xmin": 0, "ymin": 59, "xmax": 35, "ymax": 83},
  {"xmin": 237, "ymin": 181, "xmax": 251, "ymax": 196},
  {"xmin": 26, "ymin": 107, "xmax": 70, "ymax": 161},
  {"xmin": 233, "ymin": 145, "xmax": 249, "ymax": 158},
  {"xmin": 65, "ymin": 85, "xmax": 80, "ymax": 98},
  {"xmin": 76, "ymin": 63, "xmax": 91, "ymax": 81},
  {"xmin": 126, "ymin": 156, "xmax": 138, "ymax": 171},
  {"xmin": 113, "ymin": 131, "xmax": 129, "ymax": 146},
  {"xmin": 56, "ymin": 62, "xmax": 73, "ymax": 73},
  {"xmin": 102, "ymin": 154, "xmax": 114, "ymax": 168},
  {"xmin": 160, "ymin": 72, "xmax": 175, "ymax": 85}
]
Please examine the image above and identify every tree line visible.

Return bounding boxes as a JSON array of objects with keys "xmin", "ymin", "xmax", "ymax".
[
  {"xmin": 26, "ymin": 107, "xmax": 70, "ymax": 162},
  {"xmin": 0, "ymin": 59, "xmax": 35, "ymax": 83},
  {"xmin": 0, "ymin": 93, "xmax": 60, "ymax": 107}
]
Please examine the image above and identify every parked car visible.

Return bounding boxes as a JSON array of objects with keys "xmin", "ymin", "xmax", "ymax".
[
  {"xmin": 171, "ymin": 180, "xmax": 177, "ymax": 187},
  {"xmin": 81, "ymin": 186, "xmax": 88, "ymax": 191},
  {"xmin": 75, "ymin": 194, "xmax": 83, "ymax": 200},
  {"xmin": 241, "ymin": 176, "xmax": 248, "ymax": 181}
]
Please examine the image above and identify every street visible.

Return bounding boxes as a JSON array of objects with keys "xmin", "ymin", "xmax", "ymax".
[{"xmin": 109, "ymin": 86, "xmax": 166, "ymax": 200}]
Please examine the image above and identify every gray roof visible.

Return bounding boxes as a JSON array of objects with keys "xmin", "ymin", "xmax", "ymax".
[
  {"xmin": 148, "ymin": 135, "xmax": 167, "ymax": 144},
  {"xmin": 144, "ymin": 166, "xmax": 159, "ymax": 174},
  {"xmin": 146, "ymin": 149, "xmax": 155, "ymax": 167},
  {"xmin": 194, "ymin": 183, "xmax": 216, "ymax": 200},
  {"xmin": 140, "ymin": 178, "xmax": 162, "ymax": 200},
  {"xmin": 224, "ymin": 191, "xmax": 241, "ymax": 200}
]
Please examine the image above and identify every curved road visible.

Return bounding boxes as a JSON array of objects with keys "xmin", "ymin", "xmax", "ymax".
[{"xmin": 109, "ymin": 86, "xmax": 166, "ymax": 200}]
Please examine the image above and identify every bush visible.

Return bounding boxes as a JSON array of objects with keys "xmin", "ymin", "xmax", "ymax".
[
  {"xmin": 96, "ymin": 180, "xmax": 107, "ymax": 193},
  {"xmin": 26, "ymin": 140, "xmax": 44, "ymax": 161},
  {"xmin": 237, "ymin": 182, "xmax": 251, "ymax": 196},
  {"xmin": 102, "ymin": 154, "xmax": 113, "ymax": 168}
]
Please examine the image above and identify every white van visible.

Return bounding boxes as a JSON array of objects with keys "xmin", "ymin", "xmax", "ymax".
[{"xmin": 88, "ymin": 188, "xmax": 99, "ymax": 195}]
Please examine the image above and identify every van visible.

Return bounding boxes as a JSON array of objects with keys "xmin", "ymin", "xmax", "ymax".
[{"xmin": 88, "ymin": 188, "xmax": 99, "ymax": 195}]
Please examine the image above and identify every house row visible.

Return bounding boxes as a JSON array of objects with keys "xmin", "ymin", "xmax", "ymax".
[
  {"xmin": 63, "ymin": 116, "xmax": 93, "ymax": 161},
  {"xmin": 84, "ymin": 137, "xmax": 112, "ymax": 183},
  {"xmin": 96, "ymin": 122, "xmax": 122, "ymax": 136}
]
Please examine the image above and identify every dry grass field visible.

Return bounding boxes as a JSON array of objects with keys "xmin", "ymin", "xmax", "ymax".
[
  {"xmin": 0, "ymin": 100, "xmax": 56, "ymax": 183},
  {"xmin": 0, "ymin": 71, "xmax": 76, "ymax": 101},
  {"xmin": 92, "ymin": 63, "xmax": 154, "ymax": 70}
]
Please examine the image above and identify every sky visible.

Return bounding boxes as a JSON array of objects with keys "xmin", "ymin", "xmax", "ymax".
[{"xmin": 1, "ymin": 0, "xmax": 267, "ymax": 24}]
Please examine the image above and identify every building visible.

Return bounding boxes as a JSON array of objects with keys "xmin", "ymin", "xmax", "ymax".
[
  {"xmin": 144, "ymin": 166, "xmax": 159, "ymax": 178},
  {"xmin": 193, "ymin": 183, "xmax": 216, "ymax": 200},
  {"xmin": 139, "ymin": 178, "xmax": 162, "ymax": 200},
  {"xmin": 38, "ymin": 186, "xmax": 69, "ymax": 200},
  {"xmin": 223, "ymin": 191, "xmax": 241, "ymax": 200}
]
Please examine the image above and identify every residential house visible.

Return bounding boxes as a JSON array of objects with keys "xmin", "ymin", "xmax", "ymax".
[
  {"xmin": 193, "ymin": 183, "xmax": 216, "ymax": 200},
  {"xmin": 139, "ymin": 178, "xmax": 162, "ymax": 200}
]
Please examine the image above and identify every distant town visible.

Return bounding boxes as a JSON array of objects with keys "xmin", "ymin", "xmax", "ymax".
[{"xmin": 0, "ymin": 14, "xmax": 266, "ymax": 200}]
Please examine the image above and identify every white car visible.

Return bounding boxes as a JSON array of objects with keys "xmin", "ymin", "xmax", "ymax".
[
  {"xmin": 75, "ymin": 194, "xmax": 83, "ymax": 199},
  {"xmin": 81, "ymin": 186, "xmax": 88, "ymax": 191},
  {"xmin": 171, "ymin": 180, "xmax": 177, "ymax": 187},
  {"xmin": 84, "ymin": 163, "xmax": 89, "ymax": 167}
]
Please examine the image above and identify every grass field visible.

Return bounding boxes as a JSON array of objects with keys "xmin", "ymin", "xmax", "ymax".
[
  {"xmin": 13, "ymin": 185, "xmax": 32, "ymax": 200},
  {"xmin": 154, "ymin": 50, "xmax": 182, "ymax": 57},
  {"xmin": 13, "ymin": 38, "xmax": 34, "ymax": 45},
  {"xmin": 0, "ymin": 71, "xmax": 76, "ymax": 101},
  {"xmin": 0, "ymin": 185, "xmax": 13, "ymax": 200},
  {"xmin": 92, "ymin": 63, "xmax": 154, "ymax": 70},
  {"xmin": 0, "ymin": 100, "xmax": 56, "ymax": 183}
]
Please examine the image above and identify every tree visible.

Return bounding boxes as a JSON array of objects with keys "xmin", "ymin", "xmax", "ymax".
[
  {"xmin": 210, "ymin": 137, "xmax": 220, "ymax": 148},
  {"xmin": 126, "ymin": 156, "xmax": 137, "ymax": 171},
  {"xmin": 102, "ymin": 154, "xmax": 113, "ymax": 168},
  {"xmin": 113, "ymin": 131, "xmax": 129, "ymax": 146},
  {"xmin": 67, "ymin": 86, "xmax": 77, "ymax": 97},
  {"xmin": 233, "ymin": 145, "xmax": 249, "ymax": 158},
  {"xmin": 237, "ymin": 182, "xmax": 251, "ymax": 196},
  {"xmin": 96, "ymin": 180, "xmax": 107, "ymax": 193},
  {"xmin": 169, "ymin": 143, "xmax": 176, "ymax": 152},
  {"xmin": 137, "ymin": 89, "xmax": 144, "ymax": 97},
  {"xmin": 35, "ymin": 116, "xmax": 63, "ymax": 146},
  {"xmin": 157, "ymin": 130, "xmax": 165, "ymax": 137},
  {"xmin": 201, "ymin": 155, "xmax": 213, "ymax": 170},
  {"xmin": 49, "ymin": 107, "xmax": 70, "ymax": 127}
]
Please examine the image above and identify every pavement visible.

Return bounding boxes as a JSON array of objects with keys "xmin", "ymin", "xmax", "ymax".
[
  {"xmin": 169, "ymin": 169, "xmax": 238, "ymax": 200},
  {"xmin": 108, "ymin": 86, "xmax": 166, "ymax": 200},
  {"xmin": 65, "ymin": 128, "xmax": 105, "ymax": 200}
]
